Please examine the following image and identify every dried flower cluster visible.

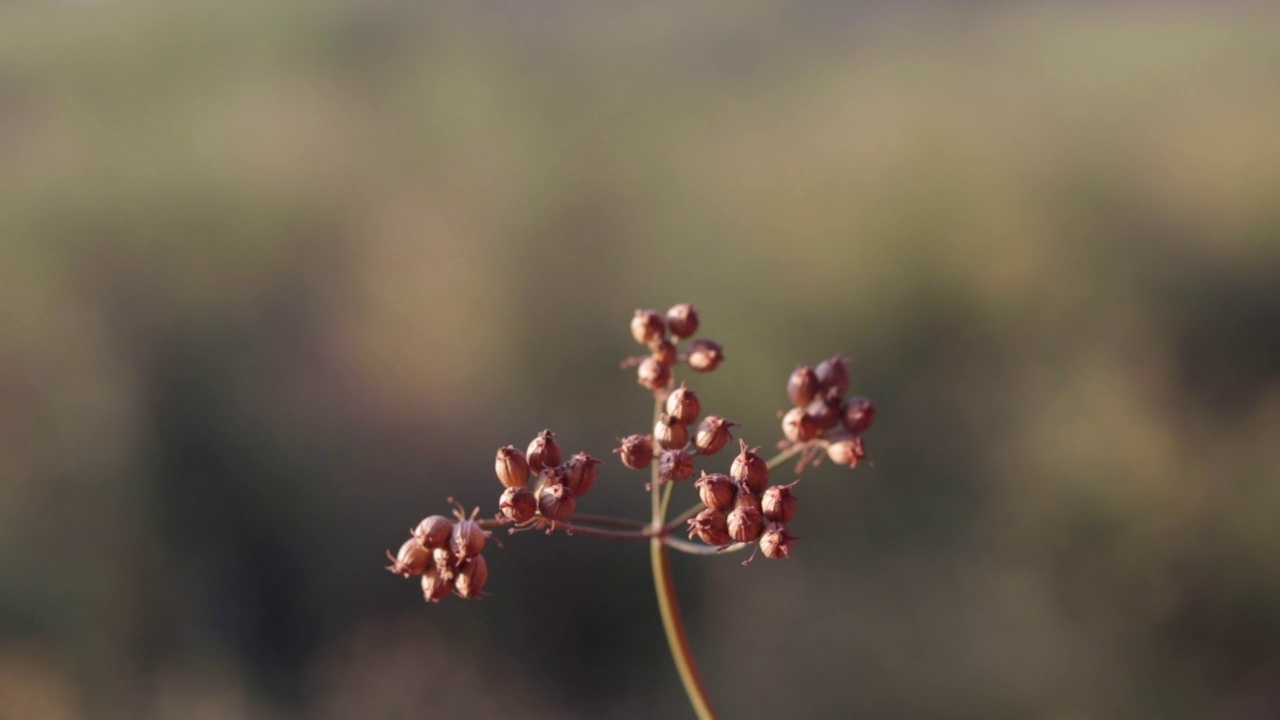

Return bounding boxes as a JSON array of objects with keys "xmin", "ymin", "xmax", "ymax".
[
  {"xmin": 385, "ymin": 502, "xmax": 493, "ymax": 602},
  {"xmin": 628, "ymin": 303, "xmax": 724, "ymax": 392},
  {"xmin": 686, "ymin": 443, "xmax": 800, "ymax": 561},
  {"xmin": 495, "ymin": 430, "xmax": 601, "ymax": 527},
  {"xmin": 783, "ymin": 357, "xmax": 877, "ymax": 468}
]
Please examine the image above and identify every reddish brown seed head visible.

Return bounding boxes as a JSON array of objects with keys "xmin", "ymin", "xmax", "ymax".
[
  {"xmin": 665, "ymin": 383, "xmax": 702, "ymax": 425},
  {"xmin": 686, "ymin": 338, "xmax": 725, "ymax": 373},
  {"xmin": 431, "ymin": 547, "xmax": 456, "ymax": 581},
  {"xmin": 695, "ymin": 471, "xmax": 735, "ymax": 511},
  {"xmin": 386, "ymin": 538, "xmax": 432, "ymax": 577},
  {"xmin": 687, "ymin": 508, "xmax": 731, "ymax": 545},
  {"xmin": 842, "ymin": 397, "xmax": 877, "ymax": 435},
  {"xmin": 733, "ymin": 490, "xmax": 763, "ymax": 515},
  {"xmin": 564, "ymin": 452, "xmax": 602, "ymax": 498},
  {"xmin": 498, "ymin": 486, "xmax": 537, "ymax": 524},
  {"xmin": 761, "ymin": 481, "xmax": 799, "ymax": 523},
  {"xmin": 631, "ymin": 309, "xmax": 666, "ymax": 345},
  {"xmin": 454, "ymin": 555, "xmax": 489, "ymax": 599},
  {"xmin": 450, "ymin": 519, "xmax": 490, "ymax": 560},
  {"xmin": 729, "ymin": 439, "xmax": 770, "ymax": 496},
  {"xmin": 649, "ymin": 337, "xmax": 678, "ymax": 365},
  {"xmin": 658, "ymin": 449, "xmax": 694, "ymax": 483},
  {"xmin": 787, "ymin": 365, "xmax": 820, "ymax": 407},
  {"xmin": 614, "ymin": 434, "xmax": 654, "ymax": 469},
  {"xmin": 653, "ymin": 413, "xmax": 689, "ymax": 450},
  {"xmin": 637, "ymin": 357, "xmax": 672, "ymax": 392},
  {"xmin": 666, "ymin": 303, "xmax": 700, "ymax": 339},
  {"xmin": 727, "ymin": 504, "xmax": 764, "ymax": 543},
  {"xmin": 781, "ymin": 407, "xmax": 819, "ymax": 443},
  {"xmin": 421, "ymin": 563, "xmax": 455, "ymax": 603},
  {"xmin": 826, "ymin": 436, "xmax": 867, "ymax": 468},
  {"xmin": 805, "ymin": 392, "xmax": 843, "ymax": 432},
  {"xmin": 693, "ymin": 415, "xmax": 738, "ymax": 455},
  {"xmin": 537, "ymin": 481, "xmax": 577, "ymax": 521},
  {"xmin": 412, "ymin": 515, "xmax": 454, "ymax": 550},
  {"xmin": 759, "ymin": 522, "xmax": 798, "ymax": 559},
  {"xmin": 526, "ymin": 429, "xmax": 562, "ymax": 472},
  {"xmin": 814, "ymin": 355, "xmax": 850, "ymax": 396},
  {"xmin": 494, "ymin": 445, "xmax": 530, "ymax": 489}
]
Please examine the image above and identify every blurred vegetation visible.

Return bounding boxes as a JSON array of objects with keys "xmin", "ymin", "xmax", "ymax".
[{"xmin": 2, "ymin": 1, "xmax": 1280, "ymax": 718}]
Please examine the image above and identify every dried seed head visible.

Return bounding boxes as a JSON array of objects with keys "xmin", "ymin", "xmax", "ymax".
[
  {"xmin": 386, "ymin": 537, "xmax": 432, "ymax": 577},
  {"xmin": 666, "ymin": 303, "xmax": 699, "ymax": 339},
  {"xmin": 805, "ymin": 393, "xmax": 843, "ymax": 432},
  {"xmin": 412, "ymin": 515, "xmax": 454, "ymax": 550},
  {"xmin": 686, "ymin": 339, "xmax": 725, "ymax": 373},
  {"xmin": 687, "ymin": 508, "xmax": 731, "ymax": 545},
  {"xmin": 631, "ymin": 309, "xmax": 666, "ymax": 345},
  {"xmin": 454, "ymin": 554, "xmax": 489, "ymax": 599},
  {"xmin": 450, "ymin": 519, "xmax": 490, "ymax": 560},
  {"xmin": 658, "ymin": 449, "xmax": 694, "ymax": 483},
  {"xmin": 695, "ymin": 471, "xmax": 736, "ymax": 511},
  {"xmin": 431, "ymin": 546, "xmax": 456, "ymax": 580},
  {"xmin": 693, "ymin": 415, "xmax": 738, "ymax": 455},
  {"xmin": 526, "ymin": 429, "xmax": 562, "ymax": 472},
  {"xmin": 826, "ymin": 436, "xmax": 867, "ymax": 468},
  {"xmin": 637, "ymin": 356, "xmax": 672, "ymax": 392},
  {"xmin": 649, "ymin": 337, "xmax": 678, "ymax": 365},
  {"xmin": 729, "ymin": 440, "xmax": 770, "ymax": 496},
  {"xmin": 564, "ymin": 452, "xmax": 602, "ymax": 497},
  {"xmin": 653, "ymin": 413, "xmax": 689, "ymax": 450},
  {"xmin": 537, "ymin": 480, "xmax": 576, "ymax": 521},
  {"xmin": 727, "ymin": 505, "xmax": 764, "ymax": 543},
  {"xmin": 815, "ymin": 355, "xmax": 850, "ymax": 396},
  {"xmin": 615, "ymin": 434, "xmax": 654, "ymax": 470},
  {"xmin": 664, "ymin": 383, "xmax": 702, "ymax": 425},
  {"xmin": 494, "ymin": 445, "xmax": 530, "ymax": 489},
  {"xmin": 733, "ymin": 490, "xmax": 763, "ymax": 515},
  {"xmin": 787, "ymin": 365, "xmax": 820, "ymax": 407},
  {"xmin": 759, "ymin": 522, "xmax": 798, "ymax": 559},
  {"xmin": 842, "ymin": 396, "xmax": 877, "ymax": 435},
  {"xmin": 534, "ymin": 465, "xmax": 568, "ymax": 493},
  {"xmin": 498, "ymin": 486, "xmax": 537, "ymax": 524},
  {"xmin": 781, "ymin": 407, "xmax": 819, "ymax": 443},
  {"xmin": 421, "ymin": 563, "xmax": 454, "ymax": 603},
  {"xmin": 761, "ymin": 481, "xmax": 799, "ymax": 523}
]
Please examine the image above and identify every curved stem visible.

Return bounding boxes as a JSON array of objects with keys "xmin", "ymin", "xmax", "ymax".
[{"xmin": 664, "ymin": 537, "xmax": 748, "ymax": 557}]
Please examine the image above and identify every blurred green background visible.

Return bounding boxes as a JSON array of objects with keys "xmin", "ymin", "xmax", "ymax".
[{"xmin": 3, "ymin": 1, "xmax": 1280, "ymax": 718}]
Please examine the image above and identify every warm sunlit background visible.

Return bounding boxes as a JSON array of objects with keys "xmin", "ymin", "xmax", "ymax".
[{"xmin": 3, "ymin": 2, "xmax": 1280, "ymax": 718}]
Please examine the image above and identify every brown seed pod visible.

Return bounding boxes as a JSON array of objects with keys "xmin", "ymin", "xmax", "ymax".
[
  {"xmin": 385, "ymin": 538, "xmax": 432, "ymax": 577},
  {"xmin": 412, "ymin": 515, "xmax": 454, "ymax": 550},
  {"xmin": 649, "ymin": 337, "xmax": 678, "ymax": 365},
  {"xmin": 658, "ymin": 449, "xmax": 694, "ymax": 483},
  {"xmin": 450, "ymin": 519, "xmax": 490, "ymax": 560},
  {"xmin": 564, "ymin": 452, "xmax": 602, "ymax": 497},
  {"xmin": 787, "ymin": 365, "xmax": 820, "ymax": 407},
  {"xmin": 494, "ymin": 445, "xmax": 530, "ymax": 489},
  {"xmin": 727, "ymin": 504, "xmax": 764, "ymax": 543},
  {"xmin": 761, "ymin": 481, "xmax": 799, "ymax": 523},
  {"xmin": 537, "ymin": 481, "xmax": 576, "ymax": 521},
  {"xmin": 759, "ymin": 522, "xmax": 798, "ymax": 559},
  {"xmin": 637, "ymin": 357, "xmax": 672, "ymax": 392},
  {"xmin": 781, "ymin": 407, "xmax": 819, "ymax": 443},
  {"xmin": 653, "ymin": 413, "xmax": 688, "ymax": 450},
  {"xmin": 664, "ymin": 383, "xmax": 702, "ymax": 425},
  {"xmin": 805, "ymin": 393, "xmax": 843, "ymax": 432},
  {"xmin": 814, "ymin": 355, "xmax": 850, "ymax": 396},
  {"xmin": 421, "ymin": 563, "xmax": 454, "ymax": 603},
  {"xmin": 431, "ymin": 546, "xmax": 456, "ymax": 581},
  {"xmin": 614, "ymin": 434, "xmax": 654, "ymax": 469},
  {"xmin": 695, "ymin": 471, "xmax": 735, "ymax": 511},
  {"xmin": 498, "ymin": 486, "xmax": 537, "ymax": 524},
  {"xmin": 686, "ymin": 338, "xmax": 724, "ymax": 373},
  {"xmin": 631, "ymin": 309, "xmax": 667, "ymax": 345},
  {"xmin": 693, "ymin": 415, "xmax": 738, "ymax": 455},
  {"xmin": 733, "ymin": 490, "xmax": 763, "ymax": 515},
  {"xmin": 526, "ymin": 429, "xmax": 562, "ymax": 472},
  {"xmin": 454, "ymin": 554, "xmax": 489, "ymax": 599},
  {"xmin": 666, "ymin": 303, "xmax": 699, "ymax": 339},
  {"xmin": 687, "ymin": 508, "xmax": 731, "ymax": 545},
  {"xmin": 729, "ymin": 440, "xmax": 769, "ymax": 496},
  {"xmin": 842, "ymin": 396, "xmax": 877, "ymax": 435},
  {"xmin": 826, "ymin": 436, "xmax": 867, "ymax": 468}
]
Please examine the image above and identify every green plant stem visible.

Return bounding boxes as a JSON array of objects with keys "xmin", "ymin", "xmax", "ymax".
[{"xmin": 650, "ymin": 398, "xmax": 719, "ymax": 720}]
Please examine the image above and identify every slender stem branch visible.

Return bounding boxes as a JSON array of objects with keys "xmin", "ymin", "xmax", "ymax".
[
  {"xmin": 570, "ymin": 513, "xmax": 649, "ymax": 530},
  {"xmin": 663, "ymin": 537, "xmax": 748, "ymax": 557}
]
